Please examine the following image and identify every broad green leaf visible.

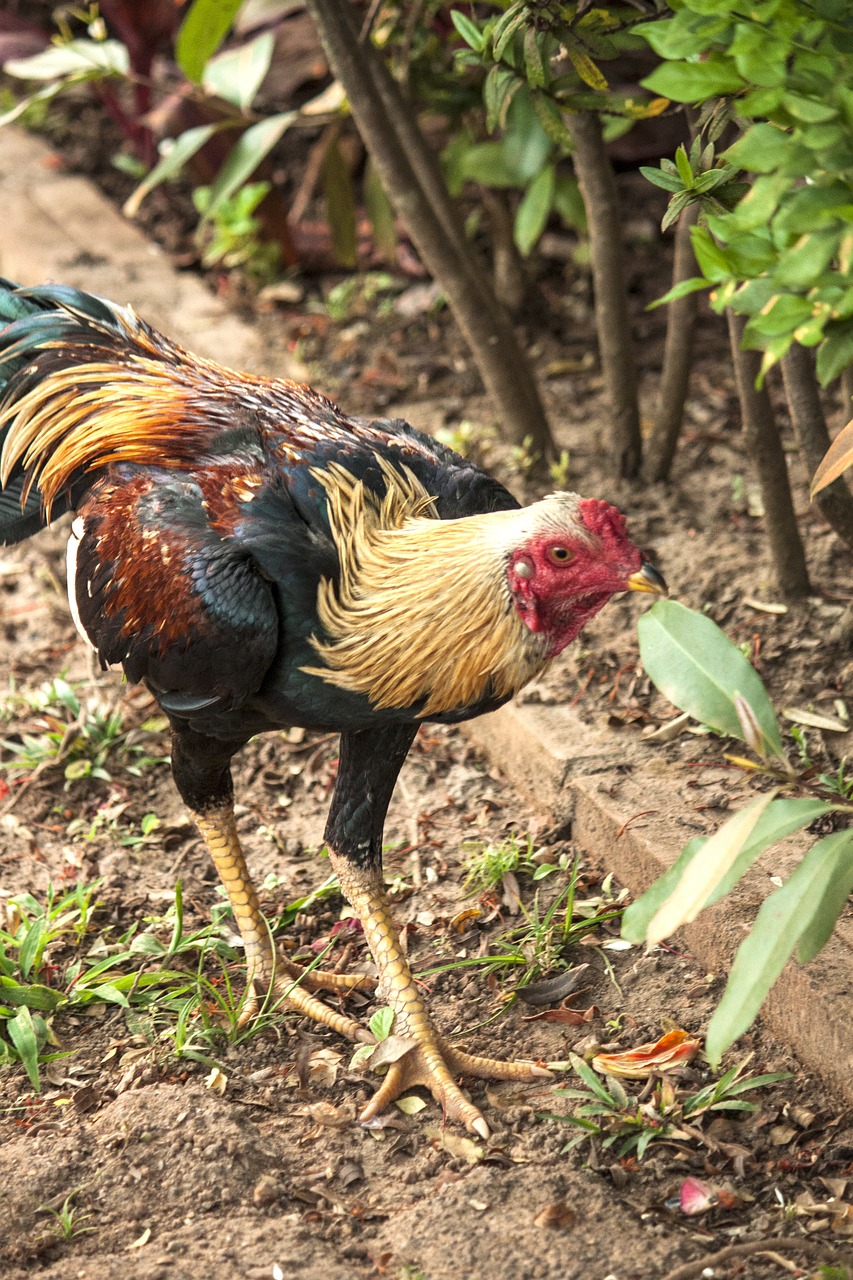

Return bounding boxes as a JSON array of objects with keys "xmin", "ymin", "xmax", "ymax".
[
  {"xmin": 7, "ymin": 1005, "xmax": 41, "ymax": 1090},
  {"xmin": 774, "ymin": 228, "xmax": 842, "ymax": 289},
  {"xmin": 123, "ymin": 124, "xmax": 221, "ymax": 218},
  {"xmin": 640, "ymin": 165, "xmax": 684, "ymax": 194},
  {"xmin": 640, "ymin": 59, "xmax": 744, "ymax": 104},
  {"xmin": 690, "ymin": 226, "xmax": 734, "ymax": 284},
  {"xmin": 622, "ymin": 838, "xmax": 706, "ymax": 943},
  {"xmin": 0, "ymin": 978, "xmax": 64, "ymax": 1011},
  {"xmin": 646, "ymin": 791, "xmax": 778, "ymax": 948},
  {"xmin": 785, "ymin": 94, "xmax": 838, "ymax": 124},
  {"xmin": 450, "ymin": 11, "xmax": 485, "ymax": 52},
  {"xmin": 622, "ymin": 797, "xmax": 838, "ymax": 945},
  {"xmin": 455, "ymin": 142, "xmax": 524, "ymax": 189},
  {"xmin": 204, "ymin": 112, "xmax": 296, "ymax": 221},
  {"xmin": 796, "ymin": 829, "xmax": 853, "ymax": 963},
  {"xmin": 724, "ymin": 123, "xmax": 796, "ymax": 174},
  {"xmin": 203, "ymin": 31, "xmax": 274, "ymax": 111},
  {"xmin": 706, "ymin": 833, "xmax": 853, "ymax": 1065},
  {"xmin": 638, "ymin": 600, "xmax": 783, "ymax": 755},
  {"xmin": 514, "ymin": 164, "xmax": 555, "ymax": 257},
  {"xmin": 5, "ymin": 38, "xmax": 129, "ymax": 80},
  {"xmin": 176, "ymin": 0, "xmax": 243, "ymax": 84}
]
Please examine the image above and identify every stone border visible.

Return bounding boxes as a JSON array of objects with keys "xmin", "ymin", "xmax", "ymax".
[{"xmin": 4, "ymin": 126, "xmax": 851, "ymax": 1104}]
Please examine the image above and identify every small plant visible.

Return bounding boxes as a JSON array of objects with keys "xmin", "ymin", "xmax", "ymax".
[
  {"xmin": 0, "ymin": 677, "xmax": 168, "ymax": 787},
  {"xmin": 541, "ymin": 1051, "xmax": 789, "ymax": 1160},
  {"xmin": 630, "ymin": 600, "xmax": 853, "ymax": 1064},
  {"xmin": 38, "ymin": 1189, "xmax": 95, "ymax": 1241},
  {"xmin": 463, "ymin": 834, "xmax": 537, "ymax": 894},
  {"xmin": 192, "ymin": 181, "xmax": 280, "ymax": 285}
]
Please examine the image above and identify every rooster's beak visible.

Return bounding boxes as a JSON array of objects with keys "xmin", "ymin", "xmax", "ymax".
[{"xmin": 626, "ymin": 563, "xmax": 668, "ymax": 596}]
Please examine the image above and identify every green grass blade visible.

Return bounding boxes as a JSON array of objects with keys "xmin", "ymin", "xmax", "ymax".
[{"xmin": 7, "ymin": 1005, "xmax": 42, "ymax": 1090}]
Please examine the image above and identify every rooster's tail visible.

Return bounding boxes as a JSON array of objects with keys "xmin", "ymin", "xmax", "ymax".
[{"xmin": 0, "ymin": 279, "xmax": 228, "ymax": 547}]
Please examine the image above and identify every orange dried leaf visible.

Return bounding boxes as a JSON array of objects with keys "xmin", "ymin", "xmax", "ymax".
[
  {"xmin": 592, "ymin": 1028, "xmax": 700, "ymax": 1079},
  {"xmin": 812, "ymin": 416, "xmax": 853, "ymax": 496}
]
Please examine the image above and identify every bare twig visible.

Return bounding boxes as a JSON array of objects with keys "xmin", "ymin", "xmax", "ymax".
[{"xmin": 660, "ymin": 1235, "xmax": 839, "ymax": 1280}]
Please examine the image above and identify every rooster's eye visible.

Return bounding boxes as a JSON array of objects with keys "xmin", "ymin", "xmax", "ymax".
[{"xmin": 548, "ymin": 546, "xmax": 573, "ymax": 565}]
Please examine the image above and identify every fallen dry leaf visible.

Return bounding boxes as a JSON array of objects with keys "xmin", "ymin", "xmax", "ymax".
[
  {"xmin": 533, "ymin": 1201, "xmax": 577, "ymax": 1230},
  {"xmin": 592, "ymin": 1028, "xmax": 700, "ymax": 1079}
]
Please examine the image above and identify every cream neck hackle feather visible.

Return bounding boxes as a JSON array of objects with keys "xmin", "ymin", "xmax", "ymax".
[{"xmin": 301, "ymin": 459, "xmax": 586, "ymax": 716}]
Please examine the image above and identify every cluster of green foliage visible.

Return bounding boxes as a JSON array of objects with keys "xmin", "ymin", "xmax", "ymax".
[
  {"xmin": 629, "ymin": 601, "xmax": 853, "ymax": 1064},
  {"xmin": 447, "ymin": 3, "xmax": 665, "ymax": 256},
  {"xmin": 637, "ymin": 0, "xmax": 853, "ymax": 384}
]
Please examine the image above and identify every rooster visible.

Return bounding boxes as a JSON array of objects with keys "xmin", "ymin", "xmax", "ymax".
[{"xmin": 0, "ymin": 280, "xmax": 665, "ymax": 1136}]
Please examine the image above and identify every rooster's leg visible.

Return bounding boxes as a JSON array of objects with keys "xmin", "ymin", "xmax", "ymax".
[
  {"xmin": 331, "ymin": 853, "xmax": 549, "ymax": 1138},
  {"xmin": 321, "ymin": 725, "xmax": 549, "ymax": 1139},
  {"xmin": 170, "ymin": 724, "xmax": 372, "ymax": 1025},
  {"xmin": 193, "ymin": 804, "xmax": 373, "ymax": 1025}
]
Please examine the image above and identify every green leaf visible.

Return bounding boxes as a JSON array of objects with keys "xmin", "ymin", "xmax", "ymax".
[
  {"xmin": 675, "ymin": 144, "xmax": 693, "ymax": 187},
  {"xmin": 0, "ymin": 977, "xmax": 65, "ymax": 1011},
  {"xmin": 706, "ymin": 832, "xmax": 853, "ymax": 1065},
  {"xmin": 796, "ymin": 829, "xmax": 853, "ymax": 963},
  {"xmin": 322, "ymin": 138, "xmax": 357, "ymax": 269},
  {"xmin": 641, "ymin": 59, "xmax": 744, "ymax": 104},
  {"xmin": 450, "ymin": 11, "xmax": 485, "ymax": 52},
  {"xmin": 622, "ymin": 838, "xmax": 706, "ymax": 943},
  {"xmin": 523, "ymin": 27, "xmax": 546, "ymax": 89},
  {"xmin": 816, "ymin": 320, "xmax": 853, "ymax": 385},
  {"xmin": 176, "ymin": 0, "xmax": 243, "ymax": 85},
  {"xmin": 647, "ymin": 277, "xmax": 709, "ymax": 310},
  {"xmin": 638, "ymin": 600, "xmax": 783, "ymax": 755},
  {"xmin": 484, "ymin": 64, "xmax": 520, "ymax": 133},
  {"xmin": 369, "ymin": 1007, "xmax": 395, "ymax": 1042},
  {"xmin": 622, "ymin": 797, "xmax": 836, "ymax": 944},
  {"xmin": 364, "ymin": 159, "xmax": 396, "ymax": 263},
  {"xmin": 7, "ymin": 1005, "xmax": 42, "ymax": 1090},
  {"xmin": 204, "ymin": 112, "xmax": 296, "ymax": 221},
  {"xmin": 785, "ymin": 94, "xmax": 838, "ymax": 124},
  {"xmin": 4, "ymin": 38, "xmax": 129, "ymax": 80},
  {"xmin": 646, "ymin": 792, "xmax": 778, "ymax": 947},
  {"xmin": 553, "ymin": 175, "xmax": 586, "ymax": 232},
  {"xmin": 690, "ymin": 226, "xmax": 734, "ymax": 284},
  {"xmin": 774, "ymin": 228, "xmax": 842, "ymax": 289},
  {"xmin": 725, "ymin": 123, "xmax": 803, "ymax": 174},
  {"xmin": 455, "ymin": 141, "xmax": 524, "ymax": 189},
  {"xmin": 514, "ymin": 164, "xmax": 555, "ymax": 256},
  {"xmin": 123, "ymin": 124, "xmax": 221, "ymax": 218},
  {"xmin": 203, "ymin": 31, "xmax": 274, "ymax": 111},
  {"xmin": 641, "ymin": 165, "xmax": 684, "ymax": 194}
]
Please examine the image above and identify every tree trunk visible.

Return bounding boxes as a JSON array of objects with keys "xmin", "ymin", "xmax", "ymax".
[
  {"xmin": 304, "ymin": 0, "xmax": 554, "ymax": 458},
  {"xmin": 727, "ymin": 312, "xmax": 811, "ymax": 599},
  {"xmin": 646, "ymin": 204, "xmax": 700, "ymax": 482},
  {"xmin": 566, "ymin": 110, "xmax": 641, "ymax": 479},
  {"xmin": 781, "ymin": 343, "xmax": 853, "ymax": 549}
]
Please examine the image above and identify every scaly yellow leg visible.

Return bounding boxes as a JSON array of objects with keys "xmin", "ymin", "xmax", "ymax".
[
  {"xmin": 192, "ymin": 803, "xmax": 372, "ymax": 1036},
  {"xmin": 331, "ymin": 852, "xmax": 551, "ymax": 1139}
]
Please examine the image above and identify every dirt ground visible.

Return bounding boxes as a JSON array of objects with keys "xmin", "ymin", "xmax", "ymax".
[{"xmin": 2, "ymin": 92, "xmax": 853, "ymax": 1279}]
